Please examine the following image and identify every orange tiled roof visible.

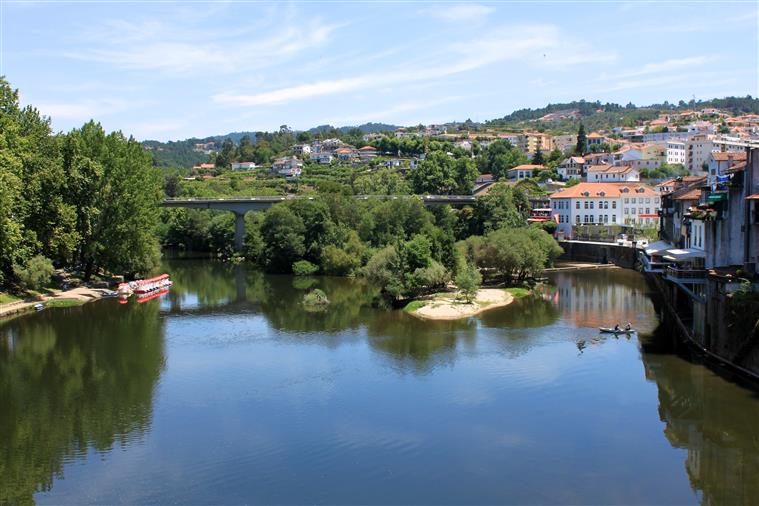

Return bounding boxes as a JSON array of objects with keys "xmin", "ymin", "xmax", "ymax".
[
  {"xmin": 673, "ymin": 189, "xmax": 702, "ymax": 201},
  {"xmin": 549, "ymin": 182, "xmax": 657, "ymax": 199},
  {"xmin": 711, "ymin": 151, "xmax": 747, "ymax": 162}
]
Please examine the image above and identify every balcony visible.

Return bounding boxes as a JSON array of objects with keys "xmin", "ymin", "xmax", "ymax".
[{"xmin": 665, "ymin": 266, "xmax": 706, "ymax": 284}]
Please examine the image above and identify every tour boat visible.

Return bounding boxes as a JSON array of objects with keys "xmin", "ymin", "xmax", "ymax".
[{"xmin": 117, "ymin": 274, "xmax": 172, "ymax": 297}]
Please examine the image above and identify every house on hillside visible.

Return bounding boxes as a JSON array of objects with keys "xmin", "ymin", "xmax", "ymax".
[
  {"xmin": 558, "ymin": 156, "xmax": 585, "ymax": 180},
  {"xmin": 586, "ymin": 164, "xmax": 639, "ymax": 183},
  {"xmin": 310, "ymin": 152, "xmax": 334, "ymax": 164},
  {"xmin": 272, "ymin": 156, "xmax": 303, "ymax": 178},
  {"xmin": 358, "ymin": 145, "xmax": 378, "ymax": 161},
  {"xmin": 508, "ymin": 164, "xmax": 545, "ymax": 180},
  {"xmin": 231, "ymin": 161, "xmax": 257, "ymax": 170}
]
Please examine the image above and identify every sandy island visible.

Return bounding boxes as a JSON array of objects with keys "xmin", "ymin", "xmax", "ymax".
[{"xmin": 410, "ymin": 288, "xmax": 515, "ymax": 320}]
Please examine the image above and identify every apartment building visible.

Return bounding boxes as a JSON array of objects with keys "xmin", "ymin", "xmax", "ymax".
[{"xmin": 549, "ymin": 182, "xmax": 661, "ymax": 238}]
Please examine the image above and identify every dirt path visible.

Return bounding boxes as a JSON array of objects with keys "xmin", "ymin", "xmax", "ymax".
[{"xmin": 0, "ymin": 286, "xmax": 111, "ymax": 319}]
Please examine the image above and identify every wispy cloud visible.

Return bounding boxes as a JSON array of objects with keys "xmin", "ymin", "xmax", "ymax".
[
  {"xmin": 65, "ymin": 14, "xmax": 342, "ymax": 75},
  {"xmin": 601, "ymin": 56, "xmax": 708, "ymax": 80},
  {"xmin": 422, "ymin": 3, "xmax": 495, "ymax": 22},
  {"xmin": 214, "ymin": 24, "xmax": 564, "ymax": 107}
]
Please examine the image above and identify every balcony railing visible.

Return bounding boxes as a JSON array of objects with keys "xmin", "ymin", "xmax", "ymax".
[{"xmin": 665, "ymin": 266, "xmax": 706, "ymax": 283}]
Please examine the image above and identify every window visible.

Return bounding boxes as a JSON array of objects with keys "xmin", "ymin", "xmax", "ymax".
[
  {"xmin": 646, "ymin": 198, "xmax": 651, "ymax": 203},
  {"xmin": 604, "ymin": 201, "xmax": 609, "ymax": 209},
  {"xmin": 612, "ymin": 201, "xmax": 617, "ymax": 209},
  {"xmin": 590, "ymin": 201, "xmax": 594, "ymax": 209},
  {"xmin": 612, "ymin": 215, "xmax": 617, "ymax": 223},
  {"xmin": 625, "ymin": 208, "xmax": 629, "ymax": 215},
  {"xmin": 632, "ymin": 208, "xmax": 636, "ymax": 215},
  {"xmin": 576, "ymin": 215, "xmax": 580, "ymax": 224},
  {"xmin": 576, "ymin": 201, "xmax": 580, "ymax": 209},
  {"xmin": 631, "ymin": 198, "xmax": 636, "ymax": 204},
  {"xmin": 654, "ymin": 197, "xmax": 660, "ymax": 204},
  {"xmin": 646, "ymin": 208, "xmax": 650, "ymax": 215},
  {"xmin": 624, "ymin": 198, "xmax": 629, "ymax": 203},
  {"xmin": 584, "ymin": 201, "xmax": 588, "ymax": 209},
  {"xmin": 639, "ymin": 207, "xmax": 643, "ymax": 215}
]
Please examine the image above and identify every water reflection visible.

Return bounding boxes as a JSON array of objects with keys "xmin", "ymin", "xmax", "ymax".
[
  {"xmin": 0, "ymin": 302, "xmax": 165, "ymax": 504},
  {"xmin": 641, "ymin": 328, "xmax": 759, "ymax": 505},
  {"xmin": 3, "ymin": 261, "xmax": 759, "ymax": 504}
]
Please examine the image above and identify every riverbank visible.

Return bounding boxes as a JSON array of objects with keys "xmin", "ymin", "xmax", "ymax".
[
  {"xmin": 407, "ymin": 288, "xmax": 521, "ymax": 320},
  {"xmin": 0, "ymin": 286, "xmax": 112, "ymax": 320}
]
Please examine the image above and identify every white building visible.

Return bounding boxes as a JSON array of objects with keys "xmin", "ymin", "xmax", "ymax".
[
  {"xmin": 508, "ymin": 164, "xmax": 545, "ymax": 180},
  {"xmin": 586, "ymin": 164, "xmax": 640, "ymax": 182},
  {"xmin": 666, "ymin": 140, "xmax": 686, "ymax": 165},
  {"xmin": 272, "ymin": 156, "xmax": 303, "ymax": 175},
  {"xmin": 292, "ymin": 144, "xmax": 311, "ymax": 155},
  {"xmin": 231, "ymin": 161, "xmax": 257, "ymax": 170},
  {"xmin": 309, "ymin": 152, "xmax": 334, "ymax": 164},
  {"xmin": 549, "ymin": 182, "xmax": 661, "ymax": 239}
]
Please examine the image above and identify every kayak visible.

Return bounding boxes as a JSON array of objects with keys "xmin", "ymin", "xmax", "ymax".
[{"xmin": 599, "ymin": 327, "xmax": 635, "ymax": 334}]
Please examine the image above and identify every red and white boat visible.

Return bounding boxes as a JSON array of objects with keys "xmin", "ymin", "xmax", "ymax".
[{"xmin": 117, "ymin": 274, "xmax": 172, "ymax": 297}]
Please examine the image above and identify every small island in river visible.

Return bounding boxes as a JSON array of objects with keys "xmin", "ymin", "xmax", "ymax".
[{"xmin": 407, "ymin": 288, "xmax": 528, "ymax": 320}]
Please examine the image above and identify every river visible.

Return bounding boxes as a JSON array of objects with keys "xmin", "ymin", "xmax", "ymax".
[{"xmin": 1, "ymin": 261, "xmax": 758, "ymax": 504}]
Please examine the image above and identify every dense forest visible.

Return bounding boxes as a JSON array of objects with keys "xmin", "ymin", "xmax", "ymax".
[{"xmin": 0, "ymin": 78, "xmax": 162, "ymax": 288}]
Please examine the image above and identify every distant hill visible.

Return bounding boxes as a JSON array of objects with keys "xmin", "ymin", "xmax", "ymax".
[
  {"xmin": 307, "ymin": 122, "xmax": 400, "ymax": 135},
  {"xmin": 488, "ymin": 96, "xmax": 759, "ymax": 126}
]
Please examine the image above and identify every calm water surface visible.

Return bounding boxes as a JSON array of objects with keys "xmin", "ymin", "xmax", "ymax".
[{"xmin": 2, "ymin": 261, "xmax": 759, "ymax": 504}]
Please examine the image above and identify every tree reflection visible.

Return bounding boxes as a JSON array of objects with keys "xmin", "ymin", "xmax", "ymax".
[
  {"xmin": 0, "ymin": 302, "xmax": 165, "ymax": 504},
  {"xmin": 641, "ymin": 326, "xmax": 759, "ymax": 505}
]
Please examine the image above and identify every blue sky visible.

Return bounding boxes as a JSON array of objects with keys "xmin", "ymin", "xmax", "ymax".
[{"xmin": 2, "ymin": 1, "xmax": 757, "ymax": 140}]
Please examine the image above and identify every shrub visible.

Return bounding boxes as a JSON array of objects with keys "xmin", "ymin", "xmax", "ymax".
[
  {"xmin": 13, "ymin": 255, "xmax": 54, "ymax": 291},
  {"xmin": 292, "ymin": 260, "xmax": 319, "ymax": 276}
]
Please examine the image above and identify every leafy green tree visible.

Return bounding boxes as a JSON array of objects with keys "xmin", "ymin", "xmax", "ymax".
[
  {"xmin": 260, "ymin": 205, "xmax": 306, "ymax": 272},
  {"xmin": 237, "ymin": 135, "xmax": 256, "ymax": 162},
  {"xmin": 455, "ymin": 261, "xmax": 481, "ymax": 303},
  {"xmin": 215, "ymin": 138, "xmax": 235, "ymax": 168},
  {"xmin": 477, "ymin": 140, "xmax": 528, "ymax": 180}
]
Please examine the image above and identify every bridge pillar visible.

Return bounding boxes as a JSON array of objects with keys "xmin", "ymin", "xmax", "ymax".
[{"xmin": 234, "ymin": 212, "xmax": 246, "ymax": 252}]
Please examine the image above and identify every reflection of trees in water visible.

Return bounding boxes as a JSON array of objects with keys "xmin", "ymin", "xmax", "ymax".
[
  {"xmin": 366, "ymin": 312, "xmax": 478, "ymax": 374},
  {"xmin": 0, "ymin": 302, "xmax": 165, "ymax": 504},
  {"xmin": 641, "ymin": 327, "xmax": 759, "ymax": 505}
]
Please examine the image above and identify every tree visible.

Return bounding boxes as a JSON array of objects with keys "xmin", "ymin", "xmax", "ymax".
[
  {"xmin": 532, "ymin": 146, "xmax": 545, "ymax": 165},
  {"xmin": 575, "ymin": 124, "xmax": 588, "ymax": 154},
  {"xmin": 455, "ymin": 261, "xmax": 481, "ymax": 303},
  {"xmin": 260, "ymin": 205, "xmax": 306, "ymax": 273},
  {"xmin": 215, "ymin": 138, "xmax": 235, "ymax": 168}
]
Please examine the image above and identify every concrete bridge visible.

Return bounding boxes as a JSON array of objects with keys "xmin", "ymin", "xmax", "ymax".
[{"xmin": 162, "ymin": 195, "xmax": 477, "ymax": 251}]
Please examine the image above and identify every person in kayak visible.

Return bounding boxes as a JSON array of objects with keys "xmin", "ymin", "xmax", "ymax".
[
  {"xmin": 625, "ymin": 322, "xmax": 631, "ymax": 331},
  {"xmin": 614, "ymin": 323, "xmax": 620, "ymax": 331}
]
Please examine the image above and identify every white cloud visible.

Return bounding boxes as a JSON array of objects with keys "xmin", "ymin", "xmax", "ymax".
[
  {"xmin": 423, "ymin": 3, "xmax": 495, "ymax": 22},
  {"xmin": 65, "ymin": 14, "xmax": 342, "ymax": 75},
  {"xmin": 601, "ymin": 56, "xmax": 708, "ymax": 81},
  {"xmin": 214, "ymin": 24, "xmax": 562, "ymax": 107}
]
